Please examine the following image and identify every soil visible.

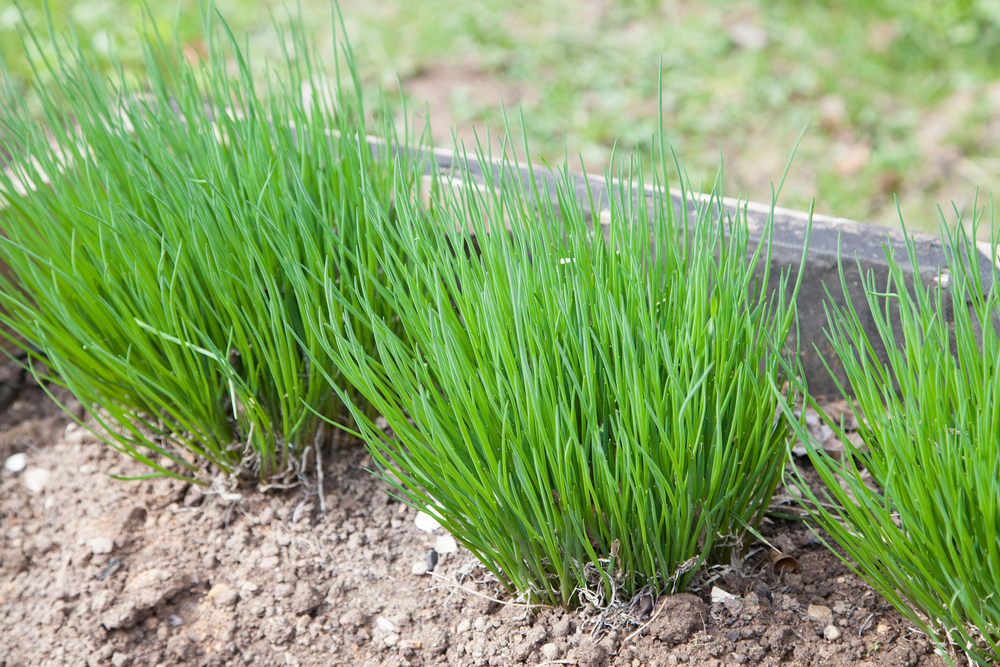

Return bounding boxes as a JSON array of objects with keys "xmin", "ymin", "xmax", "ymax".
[{"xmin": 0, "ymin": 366, "xmax": 949, "ymax": 667}]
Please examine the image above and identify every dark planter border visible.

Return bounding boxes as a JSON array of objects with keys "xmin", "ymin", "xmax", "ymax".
[{"xmin": 413, "ymin": 143, "xmax": 994, "ymax": 399}]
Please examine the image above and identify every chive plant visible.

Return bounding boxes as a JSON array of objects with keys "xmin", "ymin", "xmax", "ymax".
[
  {"xmin": 775, "ymin": 209, "xmax": 1000, "ymax": 666},
  {"xmin": 318, "ymin": 123, "xmax": 808, "ymax": 607},
  {"xmin": 0, "ymin": 5, "xmax": 419, "ymax": 483}
]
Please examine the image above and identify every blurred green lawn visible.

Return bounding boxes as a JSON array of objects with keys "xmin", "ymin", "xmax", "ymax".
[{"xmin": 5, "ymin": 0, "xmax": 1000, "ymax": 233}]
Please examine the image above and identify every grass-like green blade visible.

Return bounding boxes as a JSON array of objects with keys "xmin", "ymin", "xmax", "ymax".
[
  {"xmin": 0, "ymin": 2, "xmax": 419, "ymax": 483},
  {"xmin": 773, "ymin": 199, "xmax": 1000, "ymax": 665},
  {"xmin": 316, "ymin": 114, "xmax": 806, "ymax": 607}
]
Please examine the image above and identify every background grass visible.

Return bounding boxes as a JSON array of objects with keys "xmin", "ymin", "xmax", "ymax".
[{"xmin": 4, "ymin": 0, "xmax": 1000, "ymax": 234}]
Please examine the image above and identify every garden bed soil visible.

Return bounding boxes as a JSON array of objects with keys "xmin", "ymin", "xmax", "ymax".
[{"xmin": 1, "ymin": 369, "xmax": 947, "ymax": 667}]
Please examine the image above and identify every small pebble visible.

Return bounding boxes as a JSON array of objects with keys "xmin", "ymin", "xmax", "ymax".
[
  {"xmin": 411, "ymin": 560, "xmax": 428, "ymax": 576},
  {"xmin": 376, "ymin": 616, "xmax": 396, "ymax": 633},
  {"xmin": 426, "ymin": 549, "xmax": 439, "ymax": 572},
  {"xmin": 63, "ymin": 423, "xmax": 88, "ymax": 444},
  {"xmin": 456, "ymin": 619, "xmax": 471, "ymax": 634},
  {"xmin": 259, "ymin": 556, "xmax": 280, "ymax": 570},
  {"xmin": 215, "ymin": 589, "xmax": 240, "ymax": 609},
  {"xmin": 384, "ymin": 632, "xmax": 399, "ymax": 647},
  {"xmin": 541, "ymin": 643, "xmax": 561, "ymax": 660},
  {"xmin": 552, "ymin": 618, "xmax": 573, "ymax": 638},
  {"xmin": 473, "ymin": 616, "xmax": 487, "ymax": 632},
  {"xmin": 414, "ymin": 511, "xmax": 441, "ymax": 533},
  {"xmin": 824, "ymin": 625, "xmax": 842, "ymax": 641},
  {"xmin": 89, "ymin": 537, "xmax": 114, "ymax": 555},
  {"xmin": 807, "ymin": 604, "xmax": 833, "ymax": 623},
  {"xmin": 434, "ymin": 535, "xmax": 458, "ymax": 554},
  {"xmin": 206, "ymin": 584, "xmax": 229, "ymax": 600},
  {"xmin": 4, "ymin": 452, "xmax": 26, "ymax": 472},
  {"xmin": 169, "ymin": 615, "xmax": 183, "ymax": 628},
  {"xmin": 23, "ymin": 468, "xmax": 51, "ymax": 493}
]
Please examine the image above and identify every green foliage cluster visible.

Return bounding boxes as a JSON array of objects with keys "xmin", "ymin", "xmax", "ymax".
[
  {"xmin": 7, "ymin": 5, "xmax": 1000, "ymax": 659},
  {"xmin": 0, "ymin": 6, "xmax": 418, "ymax": 482},
  {"xmin": 0, "ymin": 2, "xmax": 809, "ymax": 610},
  {"xmin": 314, "ymin": 127, "xmax": 806, "ymax": 605},
  {"xmin": 776, "ymin": 210, "xmax": 1000, "ymax": 666}
]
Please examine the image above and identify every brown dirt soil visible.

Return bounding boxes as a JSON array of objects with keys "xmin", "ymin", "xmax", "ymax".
[{"xmin": 0, "ymin": 370, "xmax": 949, "ymax": 667}]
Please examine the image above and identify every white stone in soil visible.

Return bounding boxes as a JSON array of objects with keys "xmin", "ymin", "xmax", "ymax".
[
  {"xmin": 89, "ymin": 537, "xmax": 114, "ymax": 555},
  {"xmin": 824, "ymin": 625, "xmax": 842, "ymax": 641},
  {"xmin": 23, "ymin": 468, "xmax": 50, "ymax": 492},
  {"xmin": 414, "ymin": 511, "xmax": 441, "ymax": 533},
  {"xmin": 206, "ymin": 583, "xmax": 229, "ymax": 600},
  {"xmin": 456, "ymin": 618, "xmax": 471, "ymax": 634},
  {"xmin": 63, "ymin": 423, "xmax": 87, "ymax": 444},
  {"xmin": 376, "ymin": 616, "xmax": 396, "ymax": 633},
  {"xmin": 541, "ymin": 643, "xmax": 561, "ymax": 660},
  {"xmin": 434, "ymin": 534, "xmax": 458, "ymax": 554},
  {"xmin": 411, "ymin": 560, "xmax": 428, "ymax": 576},
  {"xmin": 384, "ymin": 633, "xmax": 399, "ymax": 647},
  {"xmin": 4, "ymin": 452, "xmax": 25, "ymax": 472},
  {"xmin": 710, "ymin": 586, "xmax": 737, "ymax": 603}
]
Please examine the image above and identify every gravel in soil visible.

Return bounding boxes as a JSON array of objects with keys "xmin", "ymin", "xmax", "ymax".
[{"xmin": 0, "ymin": 378, "xmax": 948, "ymax": 666}]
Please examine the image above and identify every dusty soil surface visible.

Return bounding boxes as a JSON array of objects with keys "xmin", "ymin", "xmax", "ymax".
[{"xmin": 0, "ymin": 368, "xmax": 948, "ymax": 667}]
